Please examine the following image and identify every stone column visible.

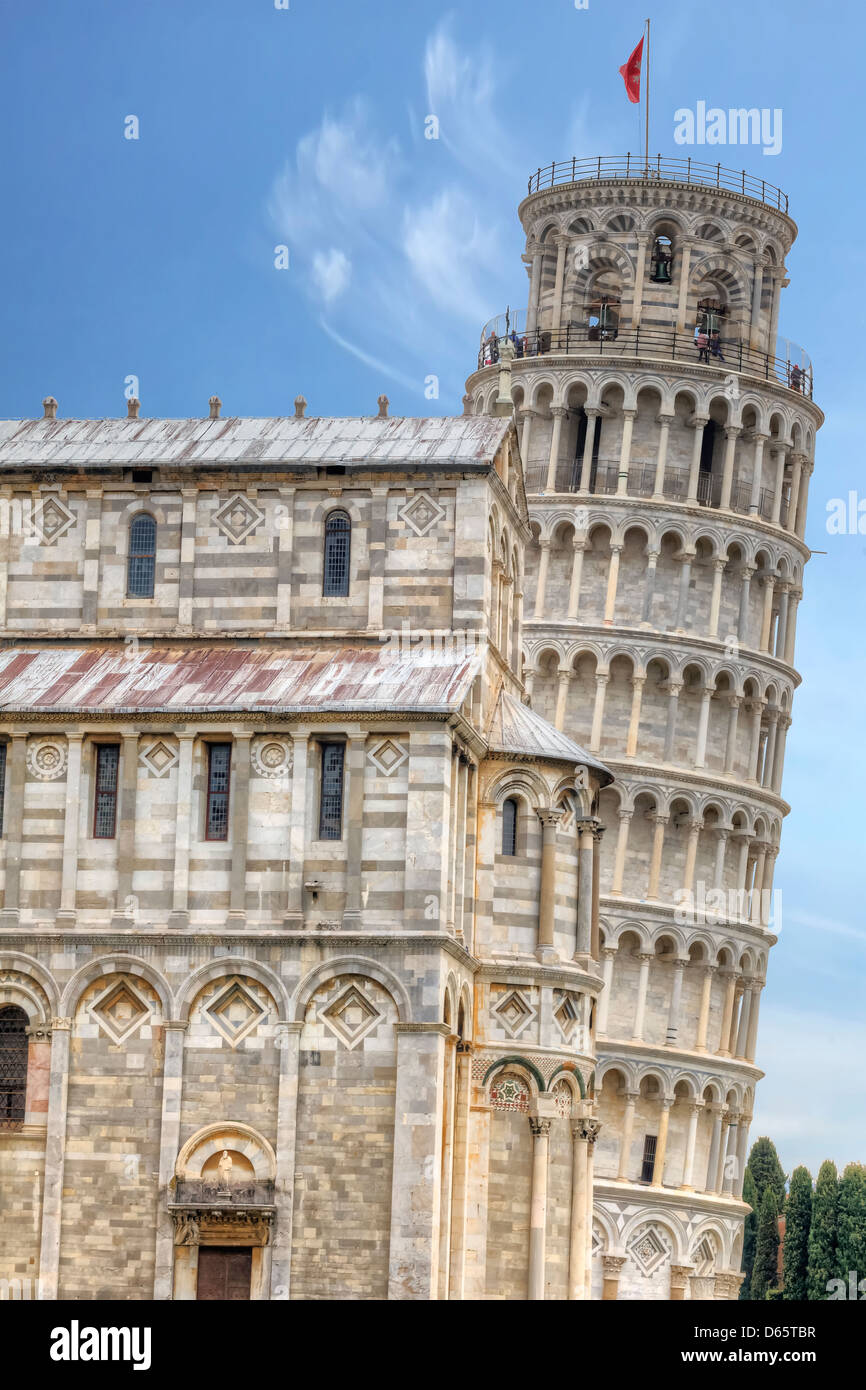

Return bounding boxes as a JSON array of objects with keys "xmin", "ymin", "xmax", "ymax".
[
  {"xmin": 646, "ymin": 814, "xmax": 668, "ymax": 900},
  {"xmin": 269, "ymin": 1020, "xmax": 303, "ymax": 1298},
  {"xmin": 675, "ymin": 240, "xmax": 693, "ymax": 330},
  {"xmin": 575, "ymin": 818, "xmax": 594, "ymax": 957},
  {"xmin": 554, "ymin": 670, "xmax": 571, "ymax": 730},
  {"xmin": 617, "ymin": 1093, "xmax": 638, "ymax": 1180},
  {"xmin": 747, "ymin": 700, "xmax": 765, "ymax": 782},
  {"xmin": 584, "ymin": 1118, "xmax": 600, "ymax": 1298},
  {"xmin": 533, "ymin": 539, "xmax": 551, "ymax": 618},
  {"xmin": 0, "ymin": 731, "xmax": 27, "ymax": 924},
  {"xmin": 670, "ymin": 1264, "xmax": 694, "ymax": 1301},
  {"xmin": 275, "ymin": 486, "xmax": 295, "ymax": 628},
  {"xmin": 589, "ymin": 673, "xmax": 608, "ymax": 752},
  {"xmin": 536, "ymin": 808, "xmax": 564, "ymax": 957},
  {"xmin": 746, "ymin": 984, "xmax": 763, "ymax": 1062},
  {"xmin": 775, "ymin": 584, "xmax": 790, "ymax": 660},
  {"xmin": 601, "ymin": 1254, "xmax": 626, "ymax": 1301},
  {"xmin": 641, "ymin": 549, "xmax": 659, "ymax": 627},
  {"xmin": 528, "ymin": 1114, "xmax": 552, "ymax": 1299},
  {"xmin": 681, "ymin": 1103, "xmax": 702, "ymax": 1190},
  {"xmin": 625, "ymin": 675, "xmax": 645, "ymax": 758},
  {"xmin": 770, "ymin": 444, "xmax": 787, "ymax": 526},
  {"xmin": 651, "ymin": 1099, "xmax": 673, "ymax": 1187},
  {"xmin": 169, "ymin": 731, "xmax": 196, "ymax": 927},
  {"xmin": 723, "ymin": 698, "xmax": 741, "ymax": 774},
  {"xmin": 735, "ymin": 984, "xmax": 752, "ymax": 1059},
  {"xmin": 37, "ymin": 1017, "xmax": 72, "ymax": 1300},
  {"xmin": 631, "ymin": 233, "xmax": 649, "ymax": 325},
  {"xmin": 795, "ymin": 463, "xmax": 812, "ymax": 539},
  {"xmin": 550, "ymin": 235, "xmax": 569, "ymax": 333},
  {"xmin": 718, "ymin": 970, "xmax": 738, "ymax": 1056},
  {"xmin": 735, "ymin": 1119, "xmax": 751, "ymax": 1198},
  {"xmin": 284, "ymin": 731, "xmax": 309, "ymax": 926},
  {"xmin": 686, "ymin": 417, "xmax": 708, "ymax": 503},
  {"xmin": 228, "ymin": 731, "xmax": 252, "ymax": 924},
  {"xmin": 665, "ymin": 960, "xmax": 687, "ymax": 1045},
  {"xmin": 714, "ymin": 1113, "xmax": 731, "ymax": 1194},
  {"xmin": 568, "ymin": 1118, "xmax": 589, "ymax": 1299},
  {"xmin": 737, "ymin": 565, "xmax": 754, "ymax": 644},
  {"xmin": 748, "ymin": 433, "xmax": 767, "ymax": 515},
  {"xmin": 784, "ymin": 590, "xmax": 801, "ymax": 666},
  {"xmin": 760, "ymin": 572, "xmax": 777, "ymax": 652},
  {"xmin": 153, "ymin": 1020, "xmax": 188, "ymax": 1300},
  {"xmin": 567, "ymin": 539, "xmax": 586, "ymax": 618},
  {"xmin": 663, "ymin": 682, "xmax": 682, "ymax": 762},
  {"xmin": 598, "ymin": 947, "xmax": 616, "ymax": 1035},
  {"xmin": 750, "ymin": 845, "xmax": 768, "ymax": 925},
  {"xmin": 610, "ymin": 810, "xmax": 632, "ymax": 896},
  {"xmin": 111, "ymin": 732, "xmax": 140, "ymax": 927},
  {"xmin": 749, "ymin": 260, "xmax": 764, "ymax": 346},
  {"xmin": 632, "ymin": 954, "xmax": 652, "ymax": 1041},
  {"xmin": 519, "ymin": 408, "xmax": 535, "ymax": 465},
  {"xmin": 674, "ymin": 551, "xmax": 693, "ymax": 630},
  {"xmin": 616, "ymin": 409, "xmax": 636, "ymax": 495},
  {"xmin": 544, "ymin": 406, "xmax": 568, "ymax": 491},
  {"xmin": 787, "ymin": 453, "xmax": 803, "ymax": 534},
  {"xmin": 761, "ymin": 711, "xmax": 779, "ymax": 788},
  {"xmin": 708, "ymin": 559, "xmax": 726, "ymax": 638},
  {"xmin": 695, "ymin": 966, "xmax": 715, "ymax": 1052},
  {"xmin": 525, "ymin": 243, "xmax": 543, "ymax": 333},
  {"xmin": 57, "ymin": 733, "xmax": 84, "ymax": 924},
  {"xmin": 591, "ymin": 824, "xmax": 603, "ymax": 960},
  {"xmin": 713, "ymin": 829, "xmax": 729, "ymax": 891},
  {"xmin": 447, "ymin": 1041, "xmax": 473, "ymax": 1299},
  {"xmin": 694, "ymin": 686, "xmax": 713, "ymax": 768},
  {"xmin": 681, "ymin": 821, "xmax": 701, "ymax": 896},
  {"xmin": 388, "ymin": 1023, "xmax": 448, "ymax": 1300},
  {"xmin": 720, "ymin": 426, "xmax": 741, "ymax": 509},
  {"xmin": 603, "ymin": 545, "xmax": 622, "ymax": 625},
  {"xmin": 367, "ymin": 483, "xmax": 388, "ymax": 629},
  {"xmin": 704, "ymin": 1105, "xmax": 724, "ymax": 1193},
  {"xmin": 723, "ymin": 1116, "xmax": 740, "ymax": 1194},
  {"xmin": 578, "ymin": 410, "xmax": 601, "ymax": 492},
  {"xmin": 652, "ymin": 414, "xmax": 673, "ymax": 499},
  {"xmin": 342, "ymin": 735, "xmax": 366, "ymax": 929}
]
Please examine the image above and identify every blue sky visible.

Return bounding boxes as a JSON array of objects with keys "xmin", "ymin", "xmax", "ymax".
[{"xmin": 2, "ymin": 0, "xmax": 864, "ymax": 1178}]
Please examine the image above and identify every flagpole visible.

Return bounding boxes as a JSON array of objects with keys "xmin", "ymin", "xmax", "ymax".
[{"xmin": 644, "ymin": 17, "xmax": 650, "ymax": 172}]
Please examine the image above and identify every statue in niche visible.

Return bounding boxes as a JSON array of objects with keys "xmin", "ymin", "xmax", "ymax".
[{"xmin": 218, "ymin": 1149, "xmax": 233, "ymax": 1188}]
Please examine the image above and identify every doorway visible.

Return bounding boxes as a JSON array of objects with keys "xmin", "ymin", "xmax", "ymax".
[{"xmin": 196, "ymin": 1246, "xmax": 252, "ymax": 1301}]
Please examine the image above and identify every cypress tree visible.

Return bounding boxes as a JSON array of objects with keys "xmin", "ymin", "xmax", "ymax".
[
  {"xmin": 782, "ymin": 1166, "xmax": 812, "ymax": 1300},
  {"xmin": 836, "ymin": 1163, "xmax": 866, "ymax": 1288},
  {"xmin": 747, "ymin": 1136, "xmax": 787, "ymax": 1212},
  {"xmin": 739, "ymin": 1165, "xmax": 759, "ymax": 1300},
  {"xmin": 806, "ymin": 1159, "xmax": 839, "ymax": 1300},
  {"xmin": 752, "ymin": 1187, "xmax": 781, "ymax": 1299}
]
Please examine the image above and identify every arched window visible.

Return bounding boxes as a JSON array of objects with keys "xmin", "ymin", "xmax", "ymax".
[
  {"xmin": 323, "ymin": 510, "xmax": 351, "ymax": 597},
  {"xmin": 0, "ymin": 1005, "xmax": 28, "ymax": 1130},
  {"xmin": 650, "ymin": 235, "xmax": 673, "ymax": 282},
  {"xmin": 502, "ymin": 797, "xmax": 518, "ymax": 856},
  {"xmin": 127, "ymin": 514, "xmax": 156, "ymax": 597}
]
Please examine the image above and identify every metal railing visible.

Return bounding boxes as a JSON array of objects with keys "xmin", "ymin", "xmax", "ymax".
[
  {"xmin": 478, "ymin": 316, "xmax": 813, "ymax": 397},
  {"xmin": 524, "ymin": 457, "xmax": 790, "ymax": 525},
  {"xmin": 172, "ymin": 1179, "xmax": 275, "ymax": 1207},
  {"xmin": 526, "ymin": 154, "xmax": 788, "ymax": 213}
]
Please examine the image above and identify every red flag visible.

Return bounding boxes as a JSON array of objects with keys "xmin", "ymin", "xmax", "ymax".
[{"xmin": 619, "ymin": 36, "xmax": 644, "ymax": 104}]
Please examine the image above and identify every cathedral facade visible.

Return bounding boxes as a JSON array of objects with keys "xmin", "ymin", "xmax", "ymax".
[
  {"xmin": 0, "ymin": 156, "xmax": 819, "ymax": 1302},
  {"xmin": 0, "ymin": 406, "xmax": 611, "ymax": 1301}
]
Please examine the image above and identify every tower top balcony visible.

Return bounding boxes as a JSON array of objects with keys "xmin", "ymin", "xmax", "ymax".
[
  {"xmin": 524, "ymin": 154, "xmax": 789, "ymax": 215},
  {"xmin": 477, "ymin": 310, "xmax": 813, "ymax": 399}
]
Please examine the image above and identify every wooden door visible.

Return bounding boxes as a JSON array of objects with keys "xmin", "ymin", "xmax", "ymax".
[{"xmin": 196, "ymin": 1246, "xmax": 252, "ymax": 1301}]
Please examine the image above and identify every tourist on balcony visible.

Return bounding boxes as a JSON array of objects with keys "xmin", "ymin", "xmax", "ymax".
[
  {"xmin": 710, "ymin": 330, "xmax": 725, "ymax": 363},
  {"xmin": 790, "ymin": 363, "xmax": 802, "ymax": 392},
  {"xmin": 484, "ymin": 330, "xmax": 499, "ymax": 366},
  {"xmin": 696, "ymin": 328, "xmax": 710, "ymax": 363}
]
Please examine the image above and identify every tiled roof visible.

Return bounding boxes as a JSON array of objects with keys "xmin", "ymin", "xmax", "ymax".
[
  {"xmin": 487, "ymin": 688, "xmax": 613, "ymax": 781},
  {"xmin": 0, "ymin": 414, "xmax": 512, "ymax": 470}
]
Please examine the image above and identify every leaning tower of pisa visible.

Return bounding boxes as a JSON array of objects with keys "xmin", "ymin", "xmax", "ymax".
[{"xmin": 465, "ymin": 156, "xmax": 821, "ymax": 1301}]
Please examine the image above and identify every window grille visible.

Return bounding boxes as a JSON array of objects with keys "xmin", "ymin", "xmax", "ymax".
[
  {"xmin": 0, "ymin": 1006, "xmax": 27, "ymax": 1130},
  {"xmin": 318, "ymin": 743, "xmax": 345, "ymax": 839},
  {"xmin": 323, "ymin": 511, "xmax": 351, "ymax": 597},
  {"xmin": 641, "ymin": 1133, "xmax": 658, "ymax": 1183},
  {"xmin": 206, "ymin": 744, "xmax": 232, "ymax": 841},
  {"xmin": 127, "ymin": 514, "xmax": 156, "ymax": 597},
  {"xmin": 502, "ymin": 797, "xmax": 518, "ymax": 856},
  {"xmin": 93, "ymin": 745, "xmax": 120, "ymax": 839},
  {"xmin": 0, "ymin": 742, "xmax": 6, "ymax": 837}
]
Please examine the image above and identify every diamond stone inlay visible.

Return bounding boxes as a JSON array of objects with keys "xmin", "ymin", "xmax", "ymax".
[
  {"xmin": 89, "ymin": 977, "xmax": 152, "ymax": 1045},
  {"xmin": 213, "ymin": 493, "xmax": 265, "ymax": 545},
  {"xmin": 367, "ymin": 738, "xmax": 408, "ymax": 778},
  {"xmin": 397, "ymin": 492, "xmax": 445, "ymax": 537},
  {"xmin": 493, "ymin": 989, "xmax": 535, "ymax": 1039},
  {"xmin": 32, "ymin": 495, "xmax": 75, "ymax": 546},
  {"xmin": 628, "ymin": 1225, "xmax": 671, "ymax": 1277},
  {"xmin": 139, "ymin": 739, "xmax": 178, "ymax": 778},
  {"xmin": 553, "ymin": 992, "xmax": 580, "ymax": 1041},
  {"xmin": 321, "ymin": 983, "xmax": 383, "ymax": 1050},
  {"xmin": 206, "ymin": 978, "xmax": 267, "ymax": 1047}
]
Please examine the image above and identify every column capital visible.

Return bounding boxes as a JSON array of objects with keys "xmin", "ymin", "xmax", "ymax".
[
  {"xmin": 529, "ymin": 1117, "xmax": 552, "ymax": 1138},
  {"xmin": 535, "ymin": 806, "xmax": 565, "ymax": 829},
  {"xmin": 550, "ymin": 404, "xmax": 569, "ymax": 419}
]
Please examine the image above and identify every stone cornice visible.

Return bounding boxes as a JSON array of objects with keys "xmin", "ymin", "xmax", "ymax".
[
  {"xmin": 597, "ymin": 1035, "xmax": 764, "ymax": 1083},
  {"xmin": 593, "ymin": 1176, "xmax": 750, "ymax": 1217},
  {"xmin": 593, "ymin": 758, "xmax": 790, "ymax": 817},
  {"xmin": 475, "ymin": 959, "xmax": 604, "ymax": 992}
]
